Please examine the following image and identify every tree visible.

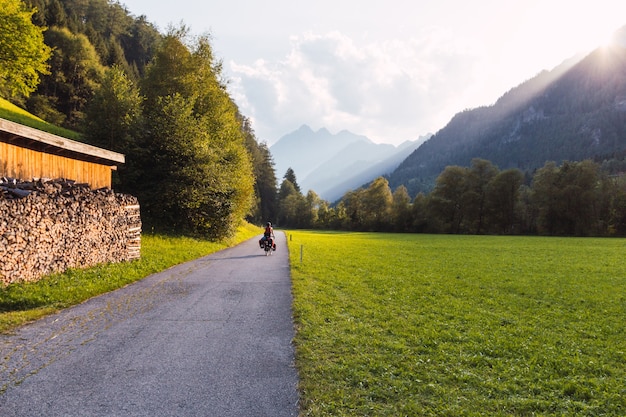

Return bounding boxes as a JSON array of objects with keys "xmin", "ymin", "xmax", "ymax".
[
  {"xmin": 516, "ymin": 184, "xmax": 537, "ymax": 234},
  {"xmin": 411, "ymin": 193, "xmax": 431, "ymax": 232},
  {"xmin": 277, "ymin": 179, "xmax": 305, "ymax": 227},
  {"xmin": 0, "ymin": 0, "xmax": 52, "ymax": 97},
  {"xmin": 361, "ymin": 177, "xmax": 393, "ymax": 231},
  {"xmin": 486, "ymin": 168, "xmax": 524, "ymax": 234},
  {"xmin": 341, "ymin": 188, "xmax": 365, "ymax": 230},
  {"xmin": 607, "ymin": 178, "xmax": 626, "ymax": 235},
  {"xmin": 120, "ymin": 15, "xmax": 161, "ymax": 78},
  {"xmin": 83, "ymin": 65, "xmax": 142, "ymax": 190},
  {"xmin": 283, "ymin": 168, "xmax": 301, "ymax": 194},
  {"xmin": 303, "ymin": 190, "xmax": 321, "ymax": 228},
  {"xmin": 140, "ymin": 26, "xmax": 196, "ymax": 102},
  {"xmin": 35, "ymin": 26, "xmax": 105, "ymax": 128},
  {"xmin": 530, "ymin": 162, "xmax": 560, "ymax": 235},
  {"xmin": 84, "ymin": 65, "xmax": 142, "ymax": 152},
  {"xmin": 556, "ymin": 160, "xmax": 601, "ymax": 235},
  {"xmin": 242, "ymin": 118, "xmax": 278, "ymax": 225},
  {"xmin": 315, "ymin": 199, "xmax": 335, "ymax": 229},
  {"xmin": 464, "ymin": 158, "xmax": 499, "ymax": 234},
  {"xmin": 43, "ymin": 0, "xmax": 66, "ymax": 27},
  {"xmin": 135, "ymin": 30, "xmax": 254, "ymax": 238},
  {"xmin": 391, "ymin": 185, "xmax": 412, "ymax": 232},
  {"xmin": 428, "ymin": 165, "xmax": 469, "ymax": 233},
  {"xmin": 531, "ymin": 160, "xmax": 601, "ymax": 236}
]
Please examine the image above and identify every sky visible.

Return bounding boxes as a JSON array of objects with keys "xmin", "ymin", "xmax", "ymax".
[{"xmin": 120, "ymin": 0, "xmax": 626, "ymax": 146}]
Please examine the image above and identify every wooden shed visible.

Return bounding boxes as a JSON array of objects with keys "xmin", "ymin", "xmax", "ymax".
[{"xmin": 0, "ymin": 118, "xmax": 124, "ymax": 188}]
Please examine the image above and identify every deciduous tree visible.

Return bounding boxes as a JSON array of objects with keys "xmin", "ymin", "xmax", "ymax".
[
  {"xmin": 84, "ymin": 65, "xmax": 142, "ymax": 152},
  {"xmin": 362, "ymin": 177, "xmax": 393, "ymax": 231},
  {"xmin": 136, "ymin": 30, "xmax": 254, "ymax": 238},
  {"xmin": 0, "ymin": 0, "xmax": 52, "ymax": 97},
  {"xmin": 428, "ymin": 165, "xmax": 469, "ymax": 233},
  {"xmin": 277, "ymin": 179, "xmax": 305, "ymax": 227},
  {"xmin": 465, "ymin": 158, "xmax": 499, "ymax": 234},
  {"xmin": 486, "ymin": 168, "xmax": 524, "ymax": 234},
  {"xmin": 391, "ymin": 185, "xmax": 412, "ymax": 232}
]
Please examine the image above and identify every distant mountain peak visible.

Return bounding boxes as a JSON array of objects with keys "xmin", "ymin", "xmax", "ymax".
[{"xmin": 270, "ymin": 126, "xmax": 423, "ymax": 200}]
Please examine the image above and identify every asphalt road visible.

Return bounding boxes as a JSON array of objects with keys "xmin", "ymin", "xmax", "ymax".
[{"xmin": 0, "ymin": 232, "xmax": 299, "ymax": 417}]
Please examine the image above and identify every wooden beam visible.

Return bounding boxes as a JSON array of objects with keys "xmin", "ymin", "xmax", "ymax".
[{"xmin": 0, "ymin": 118, "xmax": 125, "ymax": 164}]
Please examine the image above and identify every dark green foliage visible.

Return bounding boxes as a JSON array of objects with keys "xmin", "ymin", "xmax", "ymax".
[
  {"xmin": 84, "ymin": 65, "xmax": 142, "ymax": 152},
  {"xmin": 428, "ymin": 165, "xmax": 469, "ymax": 233},
  {"xmin": 285, "ymin": 158, "xmax": 626, "ymax": 237},
  {"xmin": 277, "ymin": 178, "xmax": 306, "ymax": 228},
  {"xmin": 390, "ymin": 185, "xmax": 412, "ymax": 232},
  {"xmin": 531, "ymin": 160, "xmax": 603, "ymax": 236},
  {"xmin": 486, "ymin": 168, "xmax": 524, "ymax": 234},
  {"xmin": 283, "ymin": 167, "xmax": 301, "ymax": 193},
  {"xmin": 83, "ymin": 64, "xmax": 143, "ymax": 191},
  {"xmin": 37, "ymin": 26, "xmax": 105, "ymax": 129}
]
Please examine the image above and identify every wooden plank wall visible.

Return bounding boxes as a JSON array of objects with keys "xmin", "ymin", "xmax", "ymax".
[{"xmin": 0, "ymin": 141, "xmax": 112, "ymax": 188}]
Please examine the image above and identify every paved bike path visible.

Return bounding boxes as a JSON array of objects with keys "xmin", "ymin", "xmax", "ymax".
[{"xmin": 0, "ymin": 232, "xmax": 298, "ymax": 417}]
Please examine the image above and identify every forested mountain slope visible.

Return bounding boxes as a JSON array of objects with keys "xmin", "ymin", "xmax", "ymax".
[
  {"xmin": 19, "ymin": 0, "xmax": 161, "ymax": 130},
  {"xmin": 389, "ymin": 36, "xmax": 626, "ymax": 197}
]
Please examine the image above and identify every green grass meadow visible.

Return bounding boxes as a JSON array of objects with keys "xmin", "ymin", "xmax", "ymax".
[{"xmin": 287, "ymin": 232, "xmax": 626, "ymax": 416}]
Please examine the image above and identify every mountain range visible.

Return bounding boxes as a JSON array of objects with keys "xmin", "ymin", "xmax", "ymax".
[
  {"xmin": 271, "ymin": 26, "xmax": 626, "ymax": 202},
  {"xmin": 270, "ymin": 126, "xmax": 428, "ymax": 201},
  {"xmin": 389, "ymin": 27, "xmax": 626, "ymax": 196}
]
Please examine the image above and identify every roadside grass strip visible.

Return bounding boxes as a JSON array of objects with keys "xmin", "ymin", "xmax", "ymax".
[
  {"xmin": 288, "ymin": 232, "xmax": 626, "ymax": 416},
  {"xmin": 0, "ymin": 223, "xmax": 261, "ymax": 333}
]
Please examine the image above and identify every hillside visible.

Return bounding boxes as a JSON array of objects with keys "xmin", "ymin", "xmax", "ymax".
[
  {"xmin": 0, "ymin": 98, "xmax": 81, "ymax": 140},
  {"xmin": 270, "ymin": 125, "xmax": 425, "ymax": 201},
  {"xmin": 388, "ymin": 31, "xmax": 626, "ymax": 197}
]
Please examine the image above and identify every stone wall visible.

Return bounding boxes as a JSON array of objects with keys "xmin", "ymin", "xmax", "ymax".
[{"xmin": 0, "ymin": 178, "xmax": 141, "ymax": 285}]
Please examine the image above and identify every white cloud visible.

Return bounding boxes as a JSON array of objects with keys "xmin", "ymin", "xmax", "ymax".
[
  {"xmin": 228, "ymin": 29, "xmax": 485, "ymax": 145},
  {"xmin": 122, "ymin": 0, "xmax": 626, "ymax": 145}
]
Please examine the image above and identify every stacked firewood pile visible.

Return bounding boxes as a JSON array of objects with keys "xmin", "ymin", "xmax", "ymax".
[{"xmin": 0, "ymin": 177, "xmax": 141, "ymax": 285}]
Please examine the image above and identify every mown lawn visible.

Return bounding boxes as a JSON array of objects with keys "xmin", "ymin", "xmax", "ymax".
[{"xmin": 288, "ymin": 231, "xmax": 626, "ymax": 416}]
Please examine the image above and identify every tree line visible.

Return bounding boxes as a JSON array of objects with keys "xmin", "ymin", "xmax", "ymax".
[
  {"xmin": 276, "ymin": 158, "xmax": 626, "ymax": 237},
  {"xmin": 2, "ymin": 0, "xmax": 278, "ymax": 239}
]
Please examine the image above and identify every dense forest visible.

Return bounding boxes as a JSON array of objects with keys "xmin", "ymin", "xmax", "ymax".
[{"xmin": 1, "ymin": 0, "xmax": 279, "ymax": 239}]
